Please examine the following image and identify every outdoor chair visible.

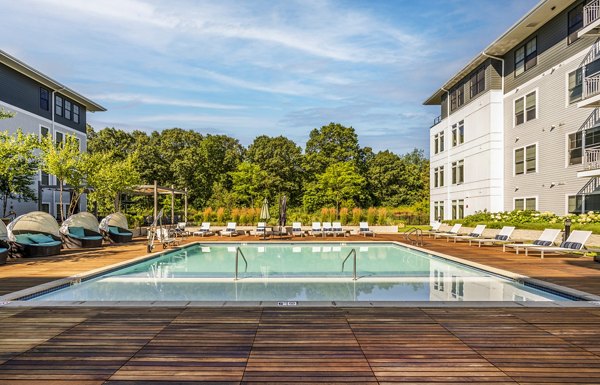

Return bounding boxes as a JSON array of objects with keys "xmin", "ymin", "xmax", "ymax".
[
  {"xmin": 503, "ymin": 229, "xmax": 561, "ymax": 254},
  {"xmin": 193, "ymin": 222, "xmax": 215, "ymax": 237},
  {"xmin": 470, "ymin": 226, "xmax": 515, "ymax": 247},
  {"xmin": 292, "ymin": 222, "xmax": 306, "ymax": 237},
  {"xmin": 254, "ymin": 222, "xmax": 268, "ymax": 237},
  {"xmin": 448, "ymin": 224, "xmax": 486, "ymax": 243},
  {"xmin": 311, "ymin": 222, "xmax": 323, "ymax": 237},
  {"xmin": 221, "ymin": 222, "xmax": 238, "ymax": 237},
  {"xmin": 322, "ymin": 222, "xmax": 333, "ymax": 236},
  {"xmin": 525, "ymin": 230, "xmax": 592, "ymax": 258},
  {"xmin": 331, "ymin": 222, "xmax": 348, "ymax": 237},
  {"xmin": 434, "ymin": 224, "xmax": 462, "ymax": 240},
  {"xmin": 359, "ymin": 222, "xmax": 375, "ymax": 237},
  {"xmin": 425, "ymin": 222, "xmax": 443, "ymax": 237}
]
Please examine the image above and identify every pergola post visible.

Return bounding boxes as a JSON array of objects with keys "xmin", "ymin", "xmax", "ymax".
[
  {"xmin": 171, "ymin": 184, "xmax": 175, "ymax": 225},
  {"xmin": 153, "ymin": 180, "xmax": 158, "ymax": 223},
  {"xmin": 184, "ymin": 188, "xmax": 188, "ymax": 224}
]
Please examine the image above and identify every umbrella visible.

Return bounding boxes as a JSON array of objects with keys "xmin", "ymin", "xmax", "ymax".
[
  {"xmin": 279, "ymin": 195, "xmax": 287, "ymax": 228},
  {"xmin": 259, "ymin": 198, "xmax": 270, "ymax": 239}
]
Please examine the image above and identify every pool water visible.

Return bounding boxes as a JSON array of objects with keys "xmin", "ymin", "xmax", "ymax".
[{"xmin": 30, "ymin": 242, "xmax": 573, "ymax": 302}]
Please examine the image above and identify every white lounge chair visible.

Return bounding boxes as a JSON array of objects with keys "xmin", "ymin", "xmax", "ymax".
[
  {"xmin": 254, "ymin": 222, "xmax": 267, "ymax": 237},
  {"xmin": 157, "ymin": 228, "xmax": 180, "ymax": 248},
  {"xmin": 292, "ymin": 222, "xmax": 306, "ymax": 237},
  {"xmin": 322, "ymin": 222, "xmax": 333, "ymax": 236},
  {"xmin": 434, "ymin": 224, "xmax": 462, "ymax": 240},
  {"xmin": 503, "ymin": 229, "xmax": 561, "ymax": 254},
  {"xmin": 359, "ymin": 222, "xmax": 374, "ymax": 237},
  {"xmin": 425, "ymin": 222, "xmax": 443, "ymax": 237},
  {"xmin": 221, "ymin": 222, "xmax": 238, "ymax": 237},
  {"xmin": 449, "ymin": 224, "xmax": 486, "ymax": 243},
  {"xmin": 311, "ymin": 222, "xmax": 322, "ymax": 237},
  {"xmin": 525, "ymin": 230, "xmax": 592, "ymax": 258},
  {"xmin": 193, "ymin": 222, "xmax": 214, "ymax": 237},
  {"xmin": 470, "ymin": 226, "xmax": 515, "ymax": 247},
  {"xmin": 331, "ymin": 222, "xmax": 348, "ymax": 237}
]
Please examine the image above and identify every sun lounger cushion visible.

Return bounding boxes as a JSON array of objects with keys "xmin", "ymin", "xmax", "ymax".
[
  {"xmin": 468, "ymin": 232, "xmax": 480, "ymax": 237},
  {"xmin": 108, "ymin": 226, "xmax": 132, "ymax": 235},
  {"xmin": 560, "ymin": 241, "xmax": 582, "ymax": 250},
  {"xmin": 495, "ymin": 235, "xmax": 508, "ymax": 240},
  {"xmin": 69, "ymin": 227, "xmax": 85, "ymax": 238},
  {"xmin": 533, "ymin": 239, "xmax": 552, "ymax": 246},
  {"xmin": 360, "ymin": 227, "xmax": 369, "ymax": 232},
  {"xmin": 0, "ymin": 248, "xmax": 7, "ymax": 253},
  {"xmin": 15, "ymin": 234, "xmax": 34, "ymax": 245},
  {"xmin": 28, "ymin": 233, "xmax": 56, "ymax": 244}
]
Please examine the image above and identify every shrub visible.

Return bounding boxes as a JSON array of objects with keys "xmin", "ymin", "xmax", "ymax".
[
  {"xmin": 367, "ymin": 207, "xmax": 377, "ymax": 225},
  {"xmin": 239, "ymin": 208, "xmax": 248, "ymax": 225},
  {"xmin": 377, "ymin": 207, "xmax": 388, "ymax": 225},
  {"xmin": 320, "ymin": 208, "xmax": 329, "ymax": 222},
  {"xmin": 231, "ymin": 208, "xmax": 240, "ymax": 224},
  {"xmin": 352, "ymin": 208, "xmax": 362, "ymax": 225},
  {"xmin": 202, "ymin": 207, "xmax": 213, "ymax": 222},
  {"xmin": 216, "ymin": 207, "xmax": 225, "ymax": 224},
  {"xmin": 339, "ymin": 207, "xmax": 349, "ymax": 225},
  {"xmin": 328, "ymin": 207, "xmax": 337, "ymax": 221}
]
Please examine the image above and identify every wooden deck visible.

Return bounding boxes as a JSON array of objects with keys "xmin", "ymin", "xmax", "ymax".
[{"xmin": 1, "ymin": 234, "xmax": 600, "ymax": 383}]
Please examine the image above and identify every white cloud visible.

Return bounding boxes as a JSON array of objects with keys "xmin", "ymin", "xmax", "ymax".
[{"xmin": 89, "ymin": 93, "xmax": 245, "ymax": 110}]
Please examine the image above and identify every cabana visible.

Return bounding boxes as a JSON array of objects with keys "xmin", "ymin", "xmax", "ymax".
[
  {"xmin": 60, "ymin": 212, "xmax": 103, "ymax": 248},
  {"xmin": 0, "ymin": 220, "xmax": 9, "ymax": 265},
  {"xmin": 7, "ymin": 211, "xmax": 62, "ymax": 258},
  {"xmin": 100, "ymin": 212, "xmax": 133, "ymax": 243}
]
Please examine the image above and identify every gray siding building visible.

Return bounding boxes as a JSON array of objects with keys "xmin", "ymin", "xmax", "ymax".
[
  {"xmin": 425, "ymin": 0, "xmax": 600, "ymax": 219},
  {"xmin": 0, "ymin": 50, "xmax": 105, "ymax": 219}
]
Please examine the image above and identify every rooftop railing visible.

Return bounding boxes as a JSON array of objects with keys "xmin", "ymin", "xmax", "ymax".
[
  {"xmin": 584, "ymin": 74, "xmax": 600, "ymax": 99},
  {"xmin": 584, "ymin": 0, "xmax": 600, "ymax": 28}
]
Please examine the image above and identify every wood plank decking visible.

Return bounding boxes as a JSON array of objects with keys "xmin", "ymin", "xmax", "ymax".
[{"xmin": 1, "ymin": 234, "xmax": 600, "ymax": 383}]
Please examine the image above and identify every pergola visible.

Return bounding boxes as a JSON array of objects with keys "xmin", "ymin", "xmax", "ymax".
[{"xmin": 130, "ymin": 181, "xmax": 188, "ymax": 224}]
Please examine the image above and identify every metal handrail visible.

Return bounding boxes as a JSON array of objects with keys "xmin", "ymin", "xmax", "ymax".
[
  {"xmin": 404, "ymin": 227, "xmax": 424, "ymax": 246},
  {"xmin": 341, "ymin": 248, "xmax": 357, "ymax": 280},
  {"xmin": 235, "ymin": 247, "xmax": 248, "ymax": 280}
]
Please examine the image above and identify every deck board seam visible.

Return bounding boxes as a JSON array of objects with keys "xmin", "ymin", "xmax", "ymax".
[{"xmin": 345, "ymin": 308, "xmax": 380, "ymax": 385}]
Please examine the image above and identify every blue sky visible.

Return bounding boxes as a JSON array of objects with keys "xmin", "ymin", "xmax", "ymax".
[{"xmin": 2, "ymin": 0, "xmax": 538, "ymax": 155}]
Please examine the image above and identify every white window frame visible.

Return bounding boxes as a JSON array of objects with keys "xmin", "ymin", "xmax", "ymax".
[
  {"xmin": 513, "ymin": 143, "xmax": 538, "ymax": 176},
  {"xmin": 566, "ymin": 68, "xmax": 583, "ymax": 106},
  {"xmin": 451, "ymin": 159, "xmax": 464, "ymax": 185},
  {"xmin": 513, "ymin": 196, "xmax": 538, "ymax": 211},
  {"xmin": 513, "ymin": 89, "xmax": 538, "ymax": 127}
]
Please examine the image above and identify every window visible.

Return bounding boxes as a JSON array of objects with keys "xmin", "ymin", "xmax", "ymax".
[
  {"xmin": 434, "ymin": 131, "xmax": 445, "ymax": 154},
  {"xmin": 515, "ymin": 197, "xmax": 537, "ymax": 211},
  {"xmin": 55, "ymin": 131, "xmax": 63, "ymax": 146},
  {"xmin": 41, "ymin": 203, "xmax": 50, "ymax": 213},
  {"xmin": 73, "ymin": 105, "xmax": 80, "ymax": 124},
  {"xmin": 55, "ymin": 96, "xmax": 63, "ymax": 116},
  {"xmin": 569, "ymin": 68, "xmax": 583, "ymax": 104},
  {"xmin": 56, "ymin": 204, "xmax": 63, "ymax": 220},
  {"xmin": 568, "ymin": 2, "xmax": 586, "ymax": 44},
  {"xmin": 40, "ymin": 126, "xmax": 50, "ymax": 185},
  {"xmin": 514, "ymin": 91, "xmax": 537, "ymax": 125},
  {"xmin": 457, "ymin": 86, "xmax": 464, "ymax": 108},
  {"xmin": 451, "ymin": 276, "xmax": 464, "ymax": 300},
  {"xmin": 515, "ymin": 37, "xmax": 537, "ymax": 76},
  {"xmin": 64, "ymin": 100, "xmax": 72, "ymax": 120},
  {"xmin": 434, "ymin": 201, "xmax": 444, "ymax": 221},
  {"xmin": 515, "ymin": 144, "xmax": 537, "ymax": 175},
  {"xmin": 568, "ymin": 131, "xmax": 583, "ymax": 165},
  {"xmin": 452, "ymin": 160, "xmax": 464, "ymax": 184},
  {"xmin": 434, "ymin": 270, "xmax": 444, "ymax": 291},
  {"xmin": 450, "ymin": 89, "xmax": 457, "ymax": 111},
  {"xmin": 40, "ymin": 126, "xmax": 49, "ymax": 138},
  {"xmin": 568, "ymin": 195, "xmax": 583, "ymax": 214},
  {"xmin": 470, "ymin": 66, "xmax": 485, "ymax": 97},
  {"xmin": 452, "ymin": 121, "xmax": 464, "ymax": 146},
  {"xmin": 452, "ymin": 199, "xmax": 464, "ymax": 219},
  {"xmin": 433, "ymin": 166, "xmax": 444, "ymax": 188},
  {"xmin": 40, "ymin": 88, "xmax": 49, "ymax": 111}
]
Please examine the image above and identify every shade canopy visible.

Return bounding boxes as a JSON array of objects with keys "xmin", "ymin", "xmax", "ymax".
[
  {"xmin": 99, "ymin": 212, "xmax": 129, "ymax": 232},
  {"xmin": 59, "ymin": 212, "xmax": 100, "ymax": 235},
  {"xmin": 0, "ymin": 220, "xmax": 7, "ymax": 241},
  {"xmin": 7, "ymin": 211, "xmax": 60, "ymax": 241}
]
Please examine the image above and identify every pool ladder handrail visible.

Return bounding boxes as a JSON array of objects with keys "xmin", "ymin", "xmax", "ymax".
[
  {"xmin": 341, "ymin": 248, "xmax": 357, "ymax": 280},
  {"xmin": 404, "ymin": 227, "xmax": 424, "ymax": 246},
  {"xmin": 235, "ymin": 247, "xmax": 248, "ymax": 280}
]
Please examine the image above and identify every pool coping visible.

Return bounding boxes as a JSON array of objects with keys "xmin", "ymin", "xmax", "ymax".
[{"xmin": 1, "ymin": 240, "xmax": 600, "ymax": 308}]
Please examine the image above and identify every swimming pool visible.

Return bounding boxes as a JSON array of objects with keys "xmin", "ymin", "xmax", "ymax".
[{"xmin": 24, "ymin": 242, "xmax": 578, "ymax": 303}]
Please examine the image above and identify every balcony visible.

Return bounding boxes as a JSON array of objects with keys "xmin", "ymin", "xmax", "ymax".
[
  {"xmin": 430, "ymin": 115, "xmax": 442, "ymax": 128},
  {"xmin": 579, "ymin": 0, "xmax": 600, "ymax": 38},
  {"xmin": 579, "ymin": 74, "xmax": 600, "ymax": 108},
  {"xmin": 578, "ymin": 146, "xmax": 600, "ymax": 178}
]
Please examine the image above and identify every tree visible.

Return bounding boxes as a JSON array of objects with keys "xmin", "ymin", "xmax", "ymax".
[
  {"xmin": 246, "ymin": 135, "xmax": 304, "ymax": 204},
  {"xmin": 87, "ymin": 126, "xmax": 136, "ymax": 158},
  {"xmin": 303, "ymin": 123, "xmax": 361, "ymax": 178},
  {"xmin": 0, "ymin": 129, "xmax": 40, "ymax": 217},
  {"xmin": 40, "ymin": 134, "xmax": 87, "ymax": 220},
  {"xmin": 303, "ymin": 161, "xmax": 366, "ymax": 213},
  {"xmin": 229, "ymin": 162, "xmax": 269, "ymax": 207},
  {"xmin": 86, "ymin": 152, "xmax": 141, "ymax": 214}
]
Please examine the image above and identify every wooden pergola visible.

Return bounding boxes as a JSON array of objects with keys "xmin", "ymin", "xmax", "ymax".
[{"xmin": 130, "ymin": 180, "xmax": 188, "ymax": 224}]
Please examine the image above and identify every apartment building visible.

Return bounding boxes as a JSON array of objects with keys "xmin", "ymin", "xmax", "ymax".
[
  {"xmin": 425, "ymin": 0, "xmax": 600, "ymax": 222},
  {"xmin": 0, "ymin": 49, "xmax": 105, "ymax": 218}
]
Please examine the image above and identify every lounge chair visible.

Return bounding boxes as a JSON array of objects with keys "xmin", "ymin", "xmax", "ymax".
[
  {"xmin": 221, "ymin": 222, "xmax": 238, "ymax": 237},
  {"xmin": 449, "ymin": 224, "xmax": 486, "ymax": 243},
  {"xmin": 425, "ymin": 222, "xmax": 443, "ymax": 237},
  {"xmin": 7, "ymin": 211, "xmax": 62, "ymax": 258},
  {"xmin": 359, "ymin": 222, "xmax": 375, "ymax": 237},
  {"xmin": 0, "ymin": 221, "xmax": 9, "ymax": 264},
  {"xmin": 311, "ymin": 222, "xmax": 323, "ymax": 237},
  {"xmin": 434, "ymin": 224, "xmax": 462, "ymax": 240},
  {"xmin": 254, "ymin": 222, "xmax": 268, "ymax": 237},
  {"xmin": 322, "ymin": 222, "xmax": 333, "ymax": 236},
  {"xmin": 100, "ymin": 212, "xmax": 133, "ymax": 243},
  {"xmin": 292, "ymin": 222, "xmax": 306, "ymax": 237},
  {"xmin": 503, "ymin": 229, "xmax": 561, "ymax": 254},
  {"xmin": 193, "ymin": 222, "xmax": 214, "ymax": 237},
  {"xmin": 470, "ymin": 226, "xmax": 515, "ymax": 247},
  {"xmin": 525, "ymin": 230, "xmax": 592, "ymax": 258},
  {"xmin": 173, "ymin": 222, "xmax": 189, "ymax": 238},
  {"xmin": 331, "ymin": 222, "xmax": 348, "ymax": 237},
  {"xmin": 60, "ymin": 212, "xmax": 103, "ymax": 249},
  {"xmin": 157, "ymin": 228, "xmax": 180, "ymax": 249}
]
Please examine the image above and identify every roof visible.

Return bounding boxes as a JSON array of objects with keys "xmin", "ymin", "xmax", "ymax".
[
  {"xmin": 423, "ymin": 0, "xmax": 575, "ymax": 105},
  {"xmin": 131, "ymin": 185, "xmax": 187, "ymax": 195},
  {"xmin": 0, "ymin": 49, "xmax": 106, "ymax": 112}
]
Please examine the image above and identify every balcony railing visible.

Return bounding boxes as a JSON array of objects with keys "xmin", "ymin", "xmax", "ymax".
[
  {"xmin": 584, "ymin": 75, "xmax": 600, "ymax": 99},
  {"xmin": 431, "ymin": 115, "xmax": 442, "ymax": 128},
  {"xmin": 584, "ymin": 147, "xmax": 600, "ymax": 170},
  {"xmin": 584, "ymin": 0, "xmax": 600, "ymax": 28}
]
